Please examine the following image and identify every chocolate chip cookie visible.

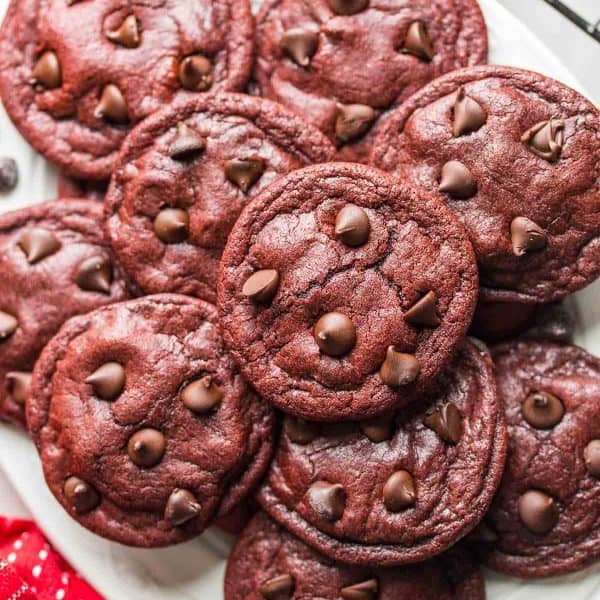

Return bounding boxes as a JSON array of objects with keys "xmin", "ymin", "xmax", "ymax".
[
  {"xmin": 472, "ymin": 341, "xmax": 600, "ymax": 578},
  {"xmin": 371, "ymin": 65, "xmax": 600, "ymax": 303},
  {"xmin": 256, "ymin": 339, "xmax": 507, "ymax": 565},
  {"xmin": 218, "ymin": 162, "xmax": 478, "ymax": 421},
  {"xmin": 225, "ymin": 512, "xmax": 485, "ymax": 599},
  {"xmin": 0, "ymin": 198, "xmax": 129, "ymax": 427},
  {"xmin": 0, "ymin": 0, "xmax": 254, "ymax": 180},
  {"xmin": 105, "ymin": 93, "xmax": 335, "ymax": 303},
  {"xmin": 27, "ymin": 295, "xmax": 275, "ymax": 547},
  {"xmin": 254, "ymin": 0, "xmax": 488, "ymax": 162}
]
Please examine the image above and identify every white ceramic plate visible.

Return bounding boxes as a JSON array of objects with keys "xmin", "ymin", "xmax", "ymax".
[{"xmin": 0, "ymin": 1, "xmax": 599, "ymax": 598}]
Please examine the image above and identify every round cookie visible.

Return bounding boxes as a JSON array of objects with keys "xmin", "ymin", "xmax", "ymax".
[
  {"xmin": 371, "ymin": 65, "xmax": 600, "ymax": 303},
  {"xmin": 0, "ymin": 198, "xmax": 129, "ymax": 427},
  {"xmin": 105, "ymin": 93, "xmax": 335, "ymax": 303},
  {"xmin": 0, "ymin": 0, "xmax": 254, "ymax": 180},
  {"xmin": 254, "ymin": 0, "xmax": 488, "ymax": 162},
  {"xmin": 27, "ymin": 295, "xmax": 275, "ymax": 547},
  {"xmin": 473, "ymin": 341, "xmax": 600, "ymax": 578},
  {"xmin": 225, "ymin": 512, "xmax": 486, "ymax": 599},
  {"xmin": 218, "ymin": 162, "xmax": 478, "ymax": 421},
  {"xmin": 257, "ymin": 339, "xmax": 507, "ymax": 565}
]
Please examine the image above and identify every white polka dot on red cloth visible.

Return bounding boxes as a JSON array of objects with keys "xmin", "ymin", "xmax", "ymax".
[
  {"xmin": 13, "ymin": 539, "xmax": 23, "ymax": 550},
  {"xmin": 32, "ymin": 564, "xmax": 42, "ymax": 578},
  {"xmin": 39, "ymin": 548, "xmax": 48, "ymax": 560},
  {"xmin": 7, "ymin": 552, "xmax": 16, "ymax": 563},
  {"xmin": 56, "ymin": 589, "xmax": 66, "ymax": 600}
]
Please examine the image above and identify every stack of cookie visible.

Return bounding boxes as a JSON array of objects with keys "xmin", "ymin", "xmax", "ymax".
[{"xmin": 0, "ymin": 0, "xmax": 598, "ymax": 597}]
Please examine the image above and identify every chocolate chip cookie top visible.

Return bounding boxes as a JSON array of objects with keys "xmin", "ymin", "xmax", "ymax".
[
  {"xmin": 105, "ymin": 93, "xmax": 335, "ymax": 303},
  {"xmin": 254, "ymin": 0, "xmax": 488, "ymax": 161},
  {"xmin": 0, "ymin": 198, "xmax": 129, "ymax": 427},
  {"xmin": 225, "ymin": 512, "xmax": 485, "ymax": 599},
  {"xmin": 256, "ymin": 340, "xmax": 507, "ymax": 565},
  {"xmin": 218, "ymin": 162, "xmax": 478, "ymax": 421},
  {"xmin": 371, "ymin": 66, "xmax": 600, "ymax": 303},
  {"xmin": 0, "ymin": 0, "xmax": 254, "ymax": 180},
  {"xmin": 27, "ymin": 295, "xmax": 275, "ymax": 547},
  {"xmin": 474, "ymin": 341, "xmax": 600, "ymax": 578}
]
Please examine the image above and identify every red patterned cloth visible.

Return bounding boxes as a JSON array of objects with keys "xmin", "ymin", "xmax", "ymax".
[{"xmin": 0, "ymin": 516, "xmax": 102, "ymax": 600}]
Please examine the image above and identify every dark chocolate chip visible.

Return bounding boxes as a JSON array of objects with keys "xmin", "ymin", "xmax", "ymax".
[
  {"xmin": 306, "ymin": 481, "xmax": 346, "ymax": 521},
  {"xmin": 153, "ymin": 208, "xmax": 190, "ymax": 244},
  {"xmin": 327, "ymin": 0, "xmax": 368, "ymax": 16},
  {"xmin": 164, "ymin": 489, "xmax": 201, "ymax": 526},
  {"xmin": 284, "ymin": 417, "xmax": 319, "ymax": 445},
  {"xmin": 280, "ymin": 28, "xmax": 319, "ymax": 67},
  {"xmin": 403, "ymin": 21, "xmax": 434, "ymax": 61},
  {"xmin": 383, "ymin": 470, "xmax": 416, "ymax": 512},
  {"xmin": 95, "ymin": 84, "xmax": 129, "ymax": 123},
  {"xmin": 260, "ymin": 574, "xmax": 295, "ymax": 600},
  {"xmin": 18, "ymin": 229, "xmax": 61, "ymax": 264},
  {"xmin": 404, "ymin": 291, "xmax": 440, "ymax": 327},
  {"xmin": 518, "ymin": 490, "xmax": 559, "ymax": 534},
  {"xmin": 584, "ymin": 440, "xmax": 600, "ymax": 478},
  {"xmin": 85, "ymin": 362, "xmax": 125, "ymax": 401},
  {"xmin": 335, "ymin": 104, "xmax": 376, "ymax": 143},
  {"xmin": 181, "ymin": 376, "xmax": 223, "ymax": 414},
  {"xmin": 439, "ymin": 160, "xmax": 477, "ymax": 199},
  {"xmin": 522, "ymin": 391, "xmax": 565, "ymax": 429},
  {"xmin": 0, "ymin": 310, "xmax": 18, "ymax": 340},
  {"xmin": 127, "ymin": 428, "xmax": 166, "ymax": 468},
  {"xmin": 510, "ymin": 217, "xmax": 547, "ymax": 257},
  {"xmin": 379, "ymin": 346, "xmax": 419, "ymax": 387},
  {"xmin": 63, "ymin": 476, "xmax": 100, "ymax": 514},
  {"xmin": 424, "ymin": 402, "xmax": 462, "ymax": 444},
  {"xmin": 32, "ymin": 50, "xmax": 61, "ymax": 89},
  {"xmin": 224, "ymin": 157, "xmax": 266, "ymax": 193},
  {"xmin": 75, "ymin": 256, "xmax": 112, "ymax": 294},
  {"xmin": 453, "ymin": 87, "xmax": 486, "ymax": 137},
  {"xmin": 314, "ymin": 312, "xmax": 356, "ymax": 357},
  {"xmin": 522, "ymin": 118, "xmax": 564, "ymax": 162},
  {"xmin": 178, "ymin": 55, "xmax": 213, "ymax": 92},
  {"xmin": 360, "ymin": 416, "xmax": 394, "ymax": 443},
  {"xmin": 169, "ymin": 123, "xmax": 206, "ymax": 160},
  {"xmin": 340, "ymin": 578, "xmax": 379, "ymax": 600},
  {"xmin": 0, "ymin": 157, "xmax": 18, "ymax": 192},
  {"xmin": 6, "ymin": 371, "xmax": 32, "ymax": 405},
  {"xmin": 335, "ymin": 204, "xmax": 370, "ymax": 247},
  {"xmin": 106, "ymin": 14, "xmax": 141, "ymax": 48},
  {"xmin": 242, "ymin": 269, "xmax": 279, "ymax": 304}
]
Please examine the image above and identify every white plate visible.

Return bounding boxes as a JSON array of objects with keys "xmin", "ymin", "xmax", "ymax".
[{"xmin": 0, "ymin": 1, "xmax": 599, "ymax": 598}]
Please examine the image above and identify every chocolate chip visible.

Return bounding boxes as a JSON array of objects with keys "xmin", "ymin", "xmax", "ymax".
[
  {"xmin": 18, "ymin": 229, "xmax": 61, "ymax": 264},
  {"xmin": 260, "ymin": 574, "xmax": 295, "ymax": 600},
  {"xmin": 280, "ymin": 28, "xmax": 318, "ymax": 67},
  {"xmin": 360, "ymin": 416, "xmax": 394, "ymax": 443},
  {"xmin": 127, "ymin": 428, "xmax": 166, "ymax": 468},
  {"xmin": 306, "ymin": 481, "xmax": 346, "ymax": 521},
  {"xmin": 169, "ymin": 123, "xmax": 206, "ymax": 160},
  {"xmin": 424, "ymin": 402, "xmax": 462, "ymax": 444},
  {"xmin": 439, "ymin": 160, "xmax": 476, "ymax": 199},
  {"xmin": 327, "ymin": 0, "xmax": 368, "ymax": 15},
  {"xmin": 106, "ymin": 14, "xmax": 141, "ymax": 48},
  {"xmin": 510, "ymin": 217, "xmax": 547, "ymax": 257},
  {"xmin": 518, "ymin": 490, "xmax": 559, "ymax": 534},
  {"xmin": 340, "ymin": 578, "xmax": 379, "ymax": 600},
  {"xmin": 32, "ymin": 50, "xmax": 61, "ymax": 89},
  {"xmin": 6, "ymin": 371, "xmax": 32, "ymax": 405},
  {"xmin": 584, "ymin": 440, "xmax": 600, "ymax": 478},
  {"xmin": 85, "ymin": 362, "xmax": 125, "ymax": 401},
  {"xmin": 225, "ymin": 157, "xmax": 266, "ymax": 193},
  {"xmin": 63, "ymin": 476, "xmax": 100, "ymax": 514},
  {"xmin": 383, "ymin": 470, "xmax": 415, "ymax": 512},
  {"xmin": 75, "ymin": 256, "xmax": 112, "ymax": 294},
  {"xmin": 522, "ymin": 118, "xmax": 564, "ymax": 162},
  {"xmin": 379, "ymin": 346, "xmax": 419, "ymax": 387},
  {"xmin": 164, "ymin": 489, "xmax": 201, "ymax": 526},
  {"xmin": 404, "ymin": 291, "xmax": 439, "ymax": 327},
  {"xmin": 335, "ymin": 104, "xmax": 376, "ymax": 143},
  {"xmin": 522, "ymin": 391, "xmax": 564, "ymax": 429},
  {"xmin": 153, "ymin": 208, "xmax": 190, "ymax": 244},
  {"xmin": 242, "ymin": 269, "xmax": 279, "ymax": 304},
  {"xmin": 403, "ymin": 21, "xmax": 434, "ymax": 61},
  {"xmin": 314, "ymin": 312, "xmax": 356, "ymax": 357},
  {"xmin": 0, "ymin": 310, "xmax": 18, "ymax": 340},
  {"xmin": 468, "ymin": 521, "xmax": 499, "ymax": 543},
  {"xmin": 181, "ymin": 376, "xmax": 223, "ymax": 414},
  {"xmin": 335, "ymin": 204, "xmax": 370, "ymax": 247},
  {"xmin": 95, "ymin": 84, "xmax": 129, "ymax": 124},
  {"xmin": 178, "ymin": 55, "xmax": 213, "ymax": 91},
  {"xmin": 0, "ymin": 158, "xmax": 18, "ymax": 192},
  {"xmin": 453, "ymin": 87, "xmax": 486, "ymax": 137},
  {"xmin": 284, "ymin": 417, "xmax": 319, "ymax": 445}
]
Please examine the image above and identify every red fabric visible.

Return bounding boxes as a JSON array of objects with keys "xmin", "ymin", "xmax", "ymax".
[{"xmin": 0, "ymin": 516, "xmax": 102, "ymax": 600}]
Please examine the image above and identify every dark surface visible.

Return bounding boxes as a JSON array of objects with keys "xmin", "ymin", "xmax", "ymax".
[
  {"xmin": 0, "ymin": 0, "xmax": 254, "ymax": 180},
  {"xmin": 105, "ymin": 93, "xmax": 335, "ymax": 304},
  {"xmin": 254, "ymin": 0, "xmax": 488, "ymax": 162},
  {"xmin": 0, "ymin": 198, "xmax": 129, "ymax": 427},
  {"xmin": 218, "ymin": 162, "xmax": 478, "ymax": 421},
  {"xmin": 27, "ymin": 294, "xmax": 275, "ymax": 547},
  {"xmin": 57, "ymin": 173, "xmax": 108, "ymax": 202},
  {"xmin": 257, "ymin": 339, "xmax": 507, "ymax": 565},
  {"xmin": 371, "ymin": 65, "xmax": 600, "ymax": 303},
  {"xmin": 225, "ymin": 512, "xmax": 486, "ymax": 599},
  {"xmin": 477, "ymin": 341, "xmax": 600, "ymax": 577}
]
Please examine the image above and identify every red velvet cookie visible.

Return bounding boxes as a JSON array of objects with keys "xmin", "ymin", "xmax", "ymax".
[
  {"xmin": 218, "ymin": 162, "xmax": 478, "ymax": 421},
  {"xmin": 371, "ymin": 65, "xmax": 600, "ymax": 303},
  {"xmin": 0, "ymin": 199, "xmax": 129, "ymax": 427},
  {"xmin": 0, "ymin": 0, "xmax": 254, "ymax": 180},
  {"xmin": 257, "ymin": 339, "xmax": 507, "ymax": 565},
  {"xmin": 225, "ymin": 512, "xmax": 486, "ymax": 599},
  {"xmin": 27, "ymin": 295, "xmax": 275, "ymax": 547},
  {"xmin": 105, "ymin": 93, "xmax": 335, "ymax": 303},
  {"xmin": 472, "ymin": 341, "xmax": 600, "ymax": 578}
]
